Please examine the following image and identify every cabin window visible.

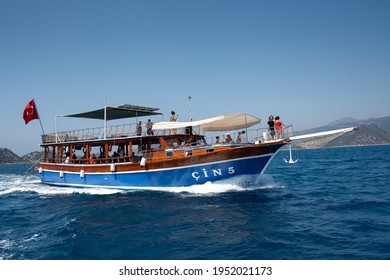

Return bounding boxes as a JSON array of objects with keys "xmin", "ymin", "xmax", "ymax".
[
  {"xmin": 166, "ymin": 149, "xmax": 174, "ymax": 158},
  {"xmin": 206, "ymin": 147, "xmax": 215, "ymax": 153}
]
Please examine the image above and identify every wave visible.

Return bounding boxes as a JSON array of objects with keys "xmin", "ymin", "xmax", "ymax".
[
  {"xmin": 0, "ymin": 173, "xmax": 283, "ymax": 197},
  {"xmin": 160, "ymin": 174, "xmax": 284, "ymax": 196},
  {"xmin": 0, "ymin": 174, "xmax": 124, "ymax": 196}
]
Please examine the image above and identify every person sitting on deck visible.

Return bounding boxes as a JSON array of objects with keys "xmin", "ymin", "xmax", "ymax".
[
  {"xmin": 236, "ymin": 132, "xmax": 242, "ymax": 143},
  {"xmin": 239, "ymin": 130, "xmax": 247, "ymax": 143},
  {"xmin": 117, "ymin": 146, "xmax": 125, "ymax": 162},
  {"xmin": 131, "ymin": 152, "xmax": 138, "ymax": 163},
  {"xmin": 225, "ymin": 134, "xmax": 233, "ymax": 143},
  {"xmin": 89, "ymin": 154, "xmax": 97, "ymax": 164}
]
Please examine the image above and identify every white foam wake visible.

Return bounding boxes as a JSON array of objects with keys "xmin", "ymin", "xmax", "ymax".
[
  {"xmin": 153, "ymin": 174, "xmax": 283, "ymax": 196},
  {"xmin": 0, "ymin": 174, "xmax": 124, "ymax": 196},
  {"xmin": 0, "ymin": 174, "xmax": 283, "ymax": 197}
]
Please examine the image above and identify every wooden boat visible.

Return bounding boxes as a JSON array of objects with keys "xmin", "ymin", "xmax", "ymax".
[{"xmin": 36, "ymin": 104, "xmax": 292, "ymax": 190}]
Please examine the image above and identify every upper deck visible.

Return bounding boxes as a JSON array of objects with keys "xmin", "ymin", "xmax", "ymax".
[{"xmin": 41, "ymin": 122, "xmax": 294, "ymax": 146}]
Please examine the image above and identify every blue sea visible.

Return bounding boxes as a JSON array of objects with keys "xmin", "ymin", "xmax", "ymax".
[{"xmin": 1, "ymin": 145, "xmax": 389, "ymax": 260}]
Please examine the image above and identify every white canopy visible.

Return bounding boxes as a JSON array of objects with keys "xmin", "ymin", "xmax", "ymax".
[{"xmin": 153, "ymin": 113, "xmax": 261, "ymax": 132}]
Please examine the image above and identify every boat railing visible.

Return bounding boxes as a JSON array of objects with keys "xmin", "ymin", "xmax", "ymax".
[
  {"xmin": 41, "ymin": 123, "xmax": 139, "ymax": 144},
  {"xmin": 42, "ymin": 154, "xmax": 139, "ymax": 165},
  {"xmin": 41, "ymin": 122, "xmax": 294, "ymax": 145},
  {"xmin": 204, "ymin": 125, "xmax": 294, "ymax": 145},
  {"xmin": 41, "ymin": 123, "xmax": 203, "ymax": 144}
]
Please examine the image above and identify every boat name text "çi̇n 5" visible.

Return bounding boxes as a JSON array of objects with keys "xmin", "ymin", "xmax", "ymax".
[{"xmin": 191, "ymin": 167, "xmax": 235, "ymax": 181}]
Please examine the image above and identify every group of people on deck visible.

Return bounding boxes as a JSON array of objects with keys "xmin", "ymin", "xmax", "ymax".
[
  {"xmin": 267, "ymin": 115, "xmax": 286, "ymax": 140},
  {"xmin": 214, "ymin": 130, "xmax": 247, "ymax": 145},
  {"xmin": 135, "ymin": 111, "xmax": 177, "ymax": 136},
  {"xmin": 134, "ymin": 110, "xmax": 287, "ymax": 143},
  {"xmin": 135, "ymin": 119, "xmax": 155, "ymax": 136}
]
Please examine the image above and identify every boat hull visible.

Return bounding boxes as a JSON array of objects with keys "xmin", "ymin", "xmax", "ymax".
[{"xmin": 37, "ymin": 153, "xmax": 277, "ymax": 190}]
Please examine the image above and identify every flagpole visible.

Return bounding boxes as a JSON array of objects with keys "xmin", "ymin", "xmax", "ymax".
[{"xmin": 33, "ymin": 98, "xmax": 45, "ymax": 135}]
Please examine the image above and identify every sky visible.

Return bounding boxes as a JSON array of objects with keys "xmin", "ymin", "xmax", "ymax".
[{"xmin": 1, "ymin": 0, "xmax": 389, "ymax": 156}]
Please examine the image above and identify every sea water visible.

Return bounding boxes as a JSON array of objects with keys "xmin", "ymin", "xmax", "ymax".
[{"xmin": 0, "ymin": 145, "xmax": 389, "ymax": 260}]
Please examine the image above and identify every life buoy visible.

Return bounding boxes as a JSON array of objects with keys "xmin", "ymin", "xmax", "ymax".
[
  {"xmin": 44, "ymin": 146, "xmax": 49, "ymax": 154},
  {"xmin": 108, "ymin": 143, "xmax": 112, "ymax": 152},
  {"xmin": 100, "ymin": 146, "xmax": 104, "ymax": 153}
]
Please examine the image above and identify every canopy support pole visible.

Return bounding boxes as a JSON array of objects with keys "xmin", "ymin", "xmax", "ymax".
[
  {"xmin": 55, "ymin": 115, "xmax": 64, "ymax": 143},
  {"xmin": 104, "ymin": 106, "xmax": 107, "ymax": 139}
]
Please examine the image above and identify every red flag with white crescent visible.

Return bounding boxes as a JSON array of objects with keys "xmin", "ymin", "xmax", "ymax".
[{"xmin": 23, "ymin": 99, "xmax": 39, "ymax": 124}]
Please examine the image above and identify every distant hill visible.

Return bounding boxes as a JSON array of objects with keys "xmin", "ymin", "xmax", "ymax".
[
  {"xmin": 327, "ymin": 117, "xmax": 359, "ymax": 126},
  {"xmin": 292, "ymin": 115, "xmax": 390, "ymax": 149},
  {"xmin": 0, "ymin": 148, "xmax": 43, "ymax": 164},
  {"xmin": 331, "ymin": 115, "xmax": 390, "ymax": 132},
  {"xmin": 21, "ymin": 151, "xmax": 44, "ymax": 163},
  {"xmin": 324, "ymin": 124, "xmax": 390, "ymax": 148},
  {"xmin": 297, "ymin": 116, "xmax": 390, "ymax": 136},
  {"xmin": 0, "ymin": 148, "xmax": 25, "ymax": 164}
]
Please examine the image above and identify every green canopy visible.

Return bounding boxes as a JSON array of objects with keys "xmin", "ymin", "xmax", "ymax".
[{"xmin": 64, "ymin": 104, "xmax": 162, "ymax": 120}]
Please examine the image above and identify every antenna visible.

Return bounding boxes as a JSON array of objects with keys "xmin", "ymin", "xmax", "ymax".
[{"xmin": 188, "ymin": 96, "xmax": 192, "ymax": 121}]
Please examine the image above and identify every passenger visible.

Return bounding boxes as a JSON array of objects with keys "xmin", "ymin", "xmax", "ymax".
[
  {"xmin": 239, "ymin": 130, "xmax": 247, "ymax": 143},
  {"xmin": 112, "ymin": 151, "xmax": 119, "ymax": 163},
  {"xmin": 236, "ymin": 132, "xmax": 242, "ymax": 143},
  {"xmin": 170, "ymin": 111, "xmax": 177, "ymax": 134},
  {"xmin": 170, "ymin": 110, "xmax": 177, "ymax": 122},
  {"xmin": 215, "ymin": 136, "xmax": 221, "ymax": 144},
  {"xmin": 191, "ymin": 136, "xmax": 197, "ymax": 146},
  {"xmin": 118, "ymin": 146, "xmax": 125, "ymax": 162},
  {"xmin": 89, "ymin": 154, "xmax": 97, "ymax": 164},
  {"xmin": 241, "ymin": 130, "xmax": 248, "ymax": 143},
  {"xmin": 146, "ymin": 119, "xmax": 154, "ymax": 135},
  {"xmin": 267, "ymin": 115, "xmax": 275, "ymax": 140},
  {"xmin": 72, "ymin": 153, "xmax": 78, "ymax": 164},
  {"xmin": 136, "ymin": 121, "xmax": 142, "ymax": 136},
  {"xmin": 131, "ymin": 152, "xmax": 138, "ymax": 163},
  {"xmin": 274, "ymin": 116, "xmax": 286, "ymax": 139},
  {"xmin": 225, "ymin": 134, "xmax": 233, "ymax": 144},
  {"xmin": 98, "ymin": 152, "xmax": 105, "ymax": 164}
]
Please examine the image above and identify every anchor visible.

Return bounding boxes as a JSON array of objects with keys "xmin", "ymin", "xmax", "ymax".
[{"xmin": 283, "ymin": 143, "xmax": 298, "ymax": 164}]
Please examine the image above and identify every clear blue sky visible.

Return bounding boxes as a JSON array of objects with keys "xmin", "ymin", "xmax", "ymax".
[{"xmin": 1, "ymin": 0, "xmax": 389, "ymax": 156}]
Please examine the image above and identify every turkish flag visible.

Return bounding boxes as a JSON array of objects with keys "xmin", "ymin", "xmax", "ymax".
[{"xmin": 23, "ymin": 99, "xmax": 39, "ymax": 124}]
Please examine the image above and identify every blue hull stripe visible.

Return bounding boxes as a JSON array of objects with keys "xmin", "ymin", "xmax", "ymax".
[{"xmin": 37, "ymin": 154, "xmax": 274, "ymax": 189}]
